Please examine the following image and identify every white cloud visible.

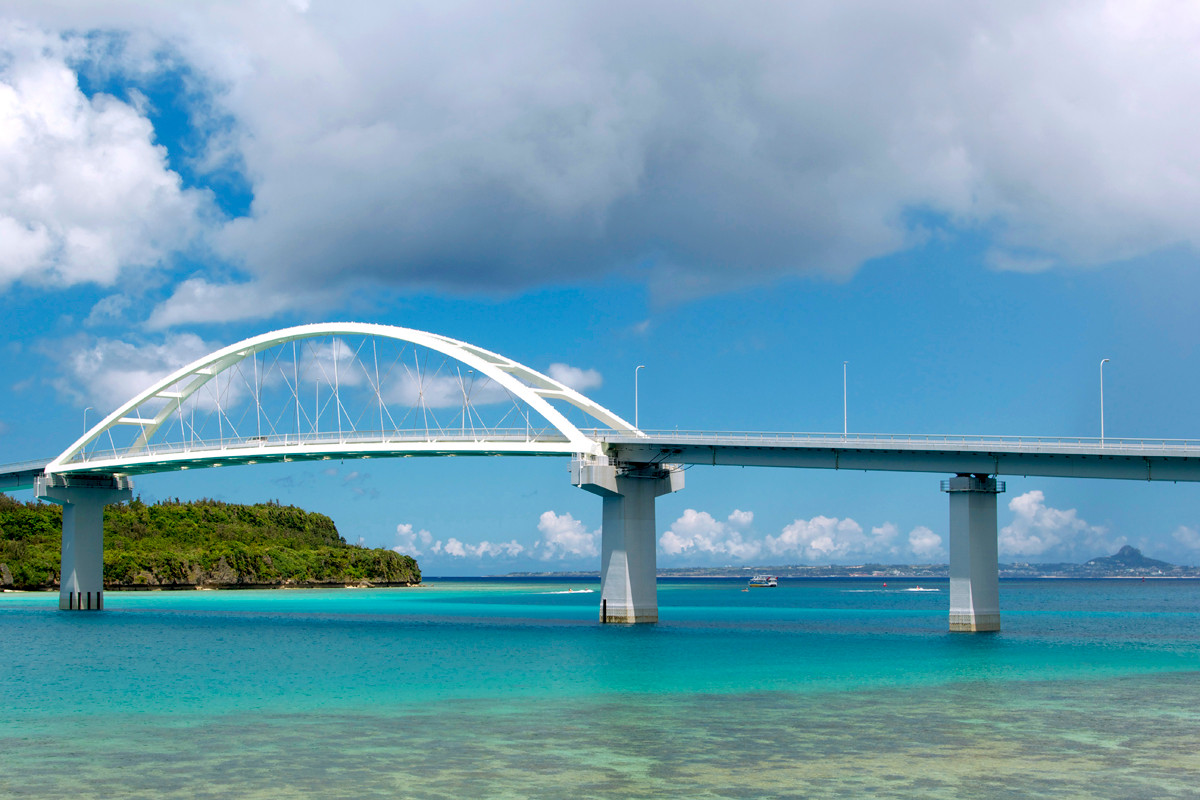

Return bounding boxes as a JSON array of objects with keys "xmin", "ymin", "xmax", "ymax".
[
  {"xmin": 440, "ymin": 536, "xmax": 525, "ymax": 559},
  {"xmin": 1000, "ymin": 490, "xmax": 1121, "ymax": 559},
  {"xmin": 546, "ymin": 363, "xmax": 602, "ymax": 392},
  {"xmin": 8, "ymin": 4, "xmax": 1200, "ymax": 314},
  {"xmin": 410, "ymin": 511, "xmax": 596, "ymax": 564},
  {"xmin": 393, "ymin": 522, "xmax": 440, "ymax": 557},
  {"xmin": 660, "ymin": 509, "xmax": 762, "ymax": 561},
  {"xmin": 869, "ymin": 522, "xmax": 902, "ymax": 550},
  {"xmin": 766, "ymin": 515, "xmax": 874, "ymax": 562},
  {"xmin": 1171, "ymin": 525, "xmax": 1200, "ymax": 551},
  {"xmin": 658, "ymin": 509, "xmax": 941, "ymax": 564},
  {"xmin": 385, "ymin": 371, "xmax": 513, "ymax": 411},
  {"xmin": 47, "ymin": 332, "xmax": 213, "ymax": 412},
  {"xmin": 907, "ymin": 526, "xmax": 943, "ymax": 559},
  {"xmin": 84, "ymin": 294, "xmax": 133, "ymax": 326},
  {"xmin": 534, "ymin": 510, "xmax": 599, "ymax": 560},
  {"xmin": 0, "ymin": 23, "xmax": 209, "ymax": 290},
  {"xmin": 145, "ymin": 278, "xmax": 319, "ymax": 330},
  {"xmin": 294, "ymin": 336, "xmax": 371, "ymax": 389},
  {"xmin": 728, "ymin": 509, "xmax": 753, "ymax": 528}
]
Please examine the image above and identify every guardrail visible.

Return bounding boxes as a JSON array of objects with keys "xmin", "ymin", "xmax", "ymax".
[
  {"xmin": 26, "ymin": 428, "xmax": 1200, "ymax": 472},
  {"xmin": 0, "ymin": 458, "xmax": 52, "ymax": 473},
  {"xmin": 62, "ymin": 428, "xmax": 576, "ymax": 465}
]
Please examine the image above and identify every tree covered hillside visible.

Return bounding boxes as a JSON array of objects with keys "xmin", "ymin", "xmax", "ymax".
[{"xmin": 0, "ymin": 495, "xmax": 419, "ymax": 590}]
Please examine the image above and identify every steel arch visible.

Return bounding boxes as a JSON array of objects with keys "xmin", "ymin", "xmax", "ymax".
[{"xmin": 47, "ymin": 323, "xmax": 635, "ymax": 476}]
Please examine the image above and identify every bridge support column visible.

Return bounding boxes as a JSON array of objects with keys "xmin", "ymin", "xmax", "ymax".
[
  {"xmin": 36, "ymin": 475, "xmax": 132, "ymax": 611},
  {"xmin": 942, "ymin": 474, "xmax": 1005, "ymax": 632},
  {"xmin": 572, "ymin": 457, "xmax": 683, "ymax": 623}
]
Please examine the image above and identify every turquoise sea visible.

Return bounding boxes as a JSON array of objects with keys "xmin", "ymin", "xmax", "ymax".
[{"xmin": 3, "ymin": 578, "xmax": 1200, "ymax": 799}]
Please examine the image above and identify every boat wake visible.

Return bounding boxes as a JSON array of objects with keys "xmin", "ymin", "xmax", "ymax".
[
  {"xmin": 542, "ymin": 589, "xmax": 595, "ymax": 595},
  {"xmin": 843, "ymin": 587, "xmax": 941, "ymax": 593}
]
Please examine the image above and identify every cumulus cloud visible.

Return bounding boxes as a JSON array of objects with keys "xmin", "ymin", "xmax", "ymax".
[
  {"xmin": 1000, "ymin": 490, "xmax": 1121, "ymax": 559},
  {"xmin": 660, "ymin": 508, "xmax": 762, "ymax": 561},
  {"xmin": 534, "ymin": 510, "xmax": 599, "ymax": 560},
  {"xmin": 546, "ymin": 364, "xmax": 602, "ymax": 392},
  {"xmin": 660, "ymin": 510, "xmax": 941, "ymax": 564},
  {"xmin": 442, "ymin": 537, "xmax": 526, "ymax": 559},
  {"xmin": 0, "ymin": 23, "xmax": 209, "ymax": 290},
  {"xmin": 393, "ymin": 522, "xmax": 441, "ymax": 557},
  {"xmin": 401, "ymin": 511, "xmax": 596, "ymax": 564},
  {"xmin": 395, "ymin": 525, "xmax": 527, "ymax": 560},
  {"xmin": 766, "ymin": 516, "xmax": 880, "ymax": 562},
  {"xmin": 907, "ymin": 526, "xmax": 943, "ymax": 559},
  {"xmin": 6, "ymin": 3, "xmax": 1200, "ymax": 318},
  {"xmin": 45, "ymin": 332, "xmax": 213, "ymax": 412},
  {"xmin": 728, "ymin": 509, "xmax": 753, "ymax": 528}
]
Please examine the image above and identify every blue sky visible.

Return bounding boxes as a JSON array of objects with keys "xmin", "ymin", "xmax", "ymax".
[{"xmin": 2, "ymin": 2, "xmax": 1199, "ymax": 574}]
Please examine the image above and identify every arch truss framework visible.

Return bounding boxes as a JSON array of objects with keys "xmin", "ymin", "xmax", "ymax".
[{"xmin": 49, "ymin": 322, "xmax": 639, "ymax": 477}]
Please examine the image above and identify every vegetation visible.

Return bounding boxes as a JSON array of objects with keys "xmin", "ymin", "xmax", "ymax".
[{"xmin": 0, "ymin": 494, "xmax": 419, "ymax": 590}]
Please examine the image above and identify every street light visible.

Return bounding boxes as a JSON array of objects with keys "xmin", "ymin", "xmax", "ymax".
[
  {"xmin": 635, "ymin": 365, "xmax": 646, "ymax": 431},
  {"xmin": 1100, "ymin": 358, "xmax": 1110, "ymax": 444},
  {"xmin": 840, "ymin": 364, "xmax": 849, "ymax": 441},
  {"xmin": 83, "ymin": 406, "xmax": 93, "ymax": 436}
]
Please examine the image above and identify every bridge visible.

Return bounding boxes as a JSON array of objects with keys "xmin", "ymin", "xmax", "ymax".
[{"xmin": 4, "ymin": 322, "xmax": 1200, "ymax": 629}]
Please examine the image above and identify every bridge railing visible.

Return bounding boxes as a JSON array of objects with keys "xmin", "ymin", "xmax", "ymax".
[
  {"xmin": 63, "ymin": 428, "xmax": 575, "ymax": 465},
  {"xmin": 0, "ymin": 458, "xmax": 53, "ymax": 489},
  {"xmin": 42, "ymin": 427, "xmax": 1200, "ymax": 470},
  {"xmin": 602, "ymin": 430, "xmax": 1200, "ymax": 452},
  {"xmin": 0, "ymin": 457, "xmax": 53, "ymax": 472}
]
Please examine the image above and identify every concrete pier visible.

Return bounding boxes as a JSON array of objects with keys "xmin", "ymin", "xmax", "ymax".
[
  {"xmin": 943, "ymin": 474, "xmax": 1004, "ymax": 632},
  {"xmin": 36, "ymin": 474, "xmax": 132, "ymax": 611},
  {"xmin": 573, "ymin": 457, "xmax": 683, "ymax": 623}
]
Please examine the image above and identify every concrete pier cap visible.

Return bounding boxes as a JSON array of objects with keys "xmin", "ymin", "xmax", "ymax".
[{"xmin": 572, "ymin": 455, "xmax": 683, "ymax": 623}]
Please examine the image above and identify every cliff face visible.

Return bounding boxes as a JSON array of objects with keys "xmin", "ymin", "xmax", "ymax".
[{"xmin": 0, "ymin": 495, "xmax": 420, "ymax": 590}]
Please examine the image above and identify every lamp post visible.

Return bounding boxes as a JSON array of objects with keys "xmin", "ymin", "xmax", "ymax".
[
  {"xmin": 842, "ymin": 361, "xmax": 848, "ymax": 439},
  {"xmin": 1100, "ymin": 358, "xmax": 1110, "ymax": 444},
  {"xmin": 635, "ymin": 365, "xmax": 646, "ymax": 431},
  {"xmin": 83, "ymin": 406, "xmax": 93, "ymax": 436}
]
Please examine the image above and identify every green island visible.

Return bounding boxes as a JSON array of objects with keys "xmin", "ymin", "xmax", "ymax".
[{"xmin": 0, "ymin": 494, "xmax": 420, "ymax": 590}]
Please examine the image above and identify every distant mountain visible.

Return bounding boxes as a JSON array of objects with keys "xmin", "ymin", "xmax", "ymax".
[{"xmin": 1084, "ymin": 545, "xmax": 1174, "ymax": 572}]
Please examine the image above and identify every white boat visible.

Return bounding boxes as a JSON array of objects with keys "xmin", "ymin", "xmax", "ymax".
[{"xmin": 749, "ymin": 575, "xmax": 778, "ymax": 587}]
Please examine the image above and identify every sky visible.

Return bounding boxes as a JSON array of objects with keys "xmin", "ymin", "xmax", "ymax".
[{"xmin": 2, "ymin": 1, "xmax": 1200, "ymax": 575}]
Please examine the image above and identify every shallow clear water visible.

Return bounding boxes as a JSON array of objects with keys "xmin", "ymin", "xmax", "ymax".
[{"xmin": 3, "ymin": 578, "xmax": 1200, "ymax": 798}]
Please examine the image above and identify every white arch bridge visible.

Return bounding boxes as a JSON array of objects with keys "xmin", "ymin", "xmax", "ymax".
[{"xmin": 5, "ymin": 322, "xmax": 1200, "ymax": 630}]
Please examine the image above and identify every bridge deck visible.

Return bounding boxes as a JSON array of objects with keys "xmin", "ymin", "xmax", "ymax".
[
  {"xmin": 0, "ymin": 459, "xmax": 51, "ymax": 490},
  {"xmin": 601, "ymin": 431, "xmax": 1200, "ymax": 482},
  {"xmin": 3, "ymin": 431, "xmax": 1199, "ymax": 484}
]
